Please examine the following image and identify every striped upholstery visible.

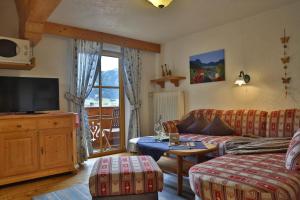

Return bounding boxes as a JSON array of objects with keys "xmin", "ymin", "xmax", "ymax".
[
  {"xmin": 89, "ymin": 156, "xmax": 163, "ymax": 197},
  {"xmin": 180, "ymin": 134, "xmax": 235, "ymax": 156},
  {"xmin": 193, "ymin": 109, "xmax": 218, "ymax": 121},
  {"xmin": 189, "ymin": 153, "xmax": 300, "ymax": 200},
  {"xmin": 267, "ymin": 109, "xmax": 300, "ymax": 137},
  {"xmin": 163, "ymin": 108, "xmax": 300, "ymax": 138},
  {"xmin": 192, "ymin": 109, "xmax": 268, "ymax": 136},
  {"xmin": 286, "ymin": 129, "xmax": 300, "ymax": 170},
  {"xmin": 162, "ymin": 120, "xmax": 179, "ymax": 133},
  {"xmin": 163, "ymin": 109, "xmax": 268, "ymax": 137}
]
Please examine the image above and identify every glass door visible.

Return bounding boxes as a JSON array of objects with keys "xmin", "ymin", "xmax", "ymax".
[{"xmin": 85, "ymin": 54, "xmax": 125, "ymax": 157}]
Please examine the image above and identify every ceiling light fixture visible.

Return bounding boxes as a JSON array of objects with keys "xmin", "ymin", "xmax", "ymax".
[
  {"xmin": 147, "ymin": 0, "xmax": 173, "ymax": 8},
  {"xmin": 235, "ymin": 71, "xmax": 250, "ymax": 86}
]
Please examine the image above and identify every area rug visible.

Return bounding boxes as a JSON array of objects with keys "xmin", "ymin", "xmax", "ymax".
[{"xmin": 33, "ymin": 174, "xmax": 194, "ymax": 200}]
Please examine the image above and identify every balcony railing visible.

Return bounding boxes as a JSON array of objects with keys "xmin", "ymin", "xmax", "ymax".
[{"xmin": 85, "ymin": 107, "xmax": 120, "ymax": 154}]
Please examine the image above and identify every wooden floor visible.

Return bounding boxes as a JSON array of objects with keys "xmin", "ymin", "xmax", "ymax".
[{"xmin": 0, "ymin": 153, "xmax": 130, "ymax": 200}]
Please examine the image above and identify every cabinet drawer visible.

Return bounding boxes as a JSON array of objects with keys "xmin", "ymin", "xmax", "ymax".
[
  {"xmin": 38, "ymin": 117, "xmax": 72, "ymax": 129},
  {"xmin": 0, "ymin": 120, "xmax": 37, "ymax": 133}
]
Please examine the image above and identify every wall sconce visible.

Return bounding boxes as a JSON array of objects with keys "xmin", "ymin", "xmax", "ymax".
[{"xmin": 235, "ymin": 71, "xmax": 250, "ymax": 86}]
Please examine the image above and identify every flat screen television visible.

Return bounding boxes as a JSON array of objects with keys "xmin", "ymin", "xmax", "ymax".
[{"xmin": 0, "ymin": 76, "xmax": 59, "ymax": 113}]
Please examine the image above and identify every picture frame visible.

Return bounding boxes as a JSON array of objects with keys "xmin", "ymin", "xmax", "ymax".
[{"xmin": 190, "ymin": 49, "xmax": 225, "ymax": 84}]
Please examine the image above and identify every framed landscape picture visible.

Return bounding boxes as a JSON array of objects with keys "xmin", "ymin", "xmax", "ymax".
[{"xmin": 190, "ymin": 49, "xmax": 225, "ymax": 84}]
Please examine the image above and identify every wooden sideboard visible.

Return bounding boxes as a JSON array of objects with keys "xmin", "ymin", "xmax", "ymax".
[{"xmin": 0, "ymin": 112, "xmax": 77, "ymax": 186}]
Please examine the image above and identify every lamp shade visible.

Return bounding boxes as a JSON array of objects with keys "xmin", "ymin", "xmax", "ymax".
[
  {"xmin": 147, "ymin": 0, "xmax": 173, "ymax": 8},
  {"xmin": 234, "ymin": 70, "xmax": 250, "ymax": 86},
  {"xmin": 235, "ymin": 78, "xmax": 246, "ymax": 86}
]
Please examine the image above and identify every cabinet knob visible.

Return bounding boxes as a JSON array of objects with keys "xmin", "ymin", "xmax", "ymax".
[
  {"xmin": 53, "ymin": 122, "xmax": 58, "ymax": 125},
  {"xmin": 16, "ymin": 124, "xmax": 22, "ymax": 128}
]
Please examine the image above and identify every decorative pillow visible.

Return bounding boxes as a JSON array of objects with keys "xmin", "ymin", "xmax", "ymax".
[
  {"xmin": 202, "ymin": 116, "xmax": 235, "ymax": 136},
  {"xmin": 185, "ymin": 114, "xmax": 209, "ymax": 134},
  {"xmin": 285, "ymin": 129, "xmax": 300, "ymax": 170},
  {"xmin": 176, "ymin": 114, "xmax": 194, "ymax": 133}
]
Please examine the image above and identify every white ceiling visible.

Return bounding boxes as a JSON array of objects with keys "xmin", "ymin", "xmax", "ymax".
[{"xmin": 49, "ymin": 0, "xmax": 297, "ymax": 44}]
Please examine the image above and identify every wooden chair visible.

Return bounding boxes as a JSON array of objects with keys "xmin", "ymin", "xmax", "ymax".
[
  {"xmin": 88, "ymin": 114, "xmax": 110, "ymax": 151},
  {"xmin": 102, "ymin": 108, "xmax": 120, "ymax": 149}
]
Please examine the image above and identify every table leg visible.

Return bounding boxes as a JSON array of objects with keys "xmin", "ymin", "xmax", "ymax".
[{"xmin": 177, "ymin": 155, "xmax": 183, "ymax": 195}]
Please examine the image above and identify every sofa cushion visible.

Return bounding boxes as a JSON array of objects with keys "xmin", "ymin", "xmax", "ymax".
[
  {"xmin": 191, "ymin": 109, "xmax": 268, "ymax": 136},
  {"xmin": 286, "ymin": 129, "xmax": 300, "ymax": 170},
  {"xmin": 176, "ymin": 114, "xmax": 194, "ymax": 133},
  {"xmin": 189, "ymin": 153, "xmax": 300, "ymax": 200},
  {"xmin": 267, "ymin": 109, "xmax": 300, "ymax": 137},
  {"xmin": 193, "ymin": 109, "xmax": 218, "ymax": 121},
  {"xmin": 221, "ymin": 110, "xmax": 268, "ymax": 137},
  {"xmin": 202, "ymin": 116, "xmax": 235, "ymax": 136},
  {"xmin": 89, "ymin": 156, "xmax": 163, "ymax": 197},
  {"xmin": 185, "ymin": 114, "xmax": 209, "ymax": 134},
  {"xmin": 163, "ymin": 109, "xmax": 268, "ymax": 137},
  {"xmin": 162, "ymin": 120, "xmax": 179, "ymax": 133},
  {"xmin": 242, "ymin": 109, "xmax": 268, "ymax": 137}
]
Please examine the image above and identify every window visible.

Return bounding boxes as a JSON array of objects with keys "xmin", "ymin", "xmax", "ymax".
[
  {"xmin": 85, "ymin": 56, "xmax": 120, "ymax": 108},
  {"xmin": 85, "ymin": 51, "xmax": 124, "ymax": 156}
]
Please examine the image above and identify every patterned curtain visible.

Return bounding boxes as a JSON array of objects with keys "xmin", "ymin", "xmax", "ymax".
[
  {"xmin": 65, "ymin": 39, "xmax": 102, "ymax": 163},
  {"xmin": 122, "ymin": 48, "xmax": 142, "ymax": 151}
]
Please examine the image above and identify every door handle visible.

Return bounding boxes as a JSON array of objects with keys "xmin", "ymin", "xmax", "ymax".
[{"xmin": 41, "ymin": 147, "xmax": 44, "ymax": 155}]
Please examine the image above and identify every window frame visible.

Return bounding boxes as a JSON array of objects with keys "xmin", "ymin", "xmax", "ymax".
[{"xmin": 88, "ymin": 49, "xmax": 126, "ymax": 157}]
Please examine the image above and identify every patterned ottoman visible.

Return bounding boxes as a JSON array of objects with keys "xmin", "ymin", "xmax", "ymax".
[
  {"xmin": 189, "ymin": 153, "xmax": 300, "ymax": 200},
  {"xmin": 89, "ymin": 155, "xmax": 163, "ymax": 200}
]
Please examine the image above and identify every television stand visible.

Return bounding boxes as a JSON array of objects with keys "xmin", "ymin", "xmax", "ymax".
[
  {"xmin": 0, "ymin": 112, "xmax": 78, "ymax": 186},
  {"xmin": 25, "ymin": 111, "xmax": 48, "ymax": 115}
]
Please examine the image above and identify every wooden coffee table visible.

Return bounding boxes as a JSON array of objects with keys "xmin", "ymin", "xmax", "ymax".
[
  {"xmin": 157, "ymin": 143, "xmax": 217, "ymax": 195},
  {"xmin": 129, "ymin": 137, "xmax": 217, "ymax": 195}
]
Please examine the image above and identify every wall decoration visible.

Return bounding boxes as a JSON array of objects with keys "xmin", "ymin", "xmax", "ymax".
[
  {"xmin": 190, "ymin": 49, "xmax": 225, "ymax": 84},
  {"xmin": 161, "ymin": 64, "xmax": 172, "ymax": 76},
  {"xmin": 280, "ymin": 29, "xmax": 291, "ymax": 97}
]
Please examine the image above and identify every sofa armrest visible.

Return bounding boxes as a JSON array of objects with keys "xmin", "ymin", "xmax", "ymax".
[{"xmin": 162, "ymin": 120, "xmax": 179, "ymax": 133}]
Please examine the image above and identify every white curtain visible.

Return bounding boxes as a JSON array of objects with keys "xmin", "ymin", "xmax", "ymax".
[
  {"xmin": 65, "ymin": 39, "xmax": 102, "ymax": 163},
  {"xmin": 122, "ymin": 48, "xmax": 142, "ymax": 151}
]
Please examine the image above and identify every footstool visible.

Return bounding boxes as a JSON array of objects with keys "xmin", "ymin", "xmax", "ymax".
[{"xmin": 89, "ymin": 155, "xmax": 164, "ymax": 200}]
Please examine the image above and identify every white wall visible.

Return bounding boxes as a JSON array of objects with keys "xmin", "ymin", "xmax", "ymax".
[
  {"xmin": 159, "ymin": 1, "xmax": 300, "ymax": 112},
  {"xmin": 0, "ymin": 0, "xmax": 158, "ymax": 136}
]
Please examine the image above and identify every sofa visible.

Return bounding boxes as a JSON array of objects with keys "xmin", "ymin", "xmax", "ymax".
[{"xmin": 162, "ymin": 108, "xmax": 300, "ymax": 200}]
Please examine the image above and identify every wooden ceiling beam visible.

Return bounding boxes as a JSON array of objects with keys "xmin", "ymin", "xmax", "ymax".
[
  {"xmin": 14, "ymin": 1, "xmax": 160, "ymax": 52},
  {"xmin": 44, "ymin": 22, "xmax": 161, "ymax": 53},
  {"xmin": 15, "ymin": 0, "xmax": 62, "ymax": 46}
]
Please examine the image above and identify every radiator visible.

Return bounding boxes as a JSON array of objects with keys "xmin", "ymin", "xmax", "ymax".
[{"xmin": 152, "ymin": 91, "xmax": 185, "ymax": 124}]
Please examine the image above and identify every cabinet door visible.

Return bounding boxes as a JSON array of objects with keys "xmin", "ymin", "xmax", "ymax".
[
  {"xmin": 39, "ymin": 128, "xmax": 73, "ymax": 169},
  {"xmin": 0, "ymin": 131, "xmax": 38, "ymax": 177}
]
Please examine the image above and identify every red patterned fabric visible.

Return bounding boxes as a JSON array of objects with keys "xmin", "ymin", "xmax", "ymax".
[
  {"xmin": 163, "ymin": 109, "xmax": 268, "ymax": 138},
  {"xmin": 89, "ymin": 156, "xmax": 163, "ymax": 197},
  {"xmin": 162, "ymin": 120, "xmax": 179, "ymax": 133},
  {"xmin": 233, "ymin": 109, "xmax": 246, "ymax": 136},
  {"xmin": 189, "ymin": 153, "xmax": 300, "ymax": 200},
  {"xmin": 267, "ymin": 109, "xmax": 300, "ymax": 137},
  {"xmin": 237, "ymin": 110, "xmax": 268, "ymax": 137},
  {"xmin": 192, "ymin": 109, "xmax": 219, "ymax": 121},
  {"xmin": 180, "ymin": 134, "xmax": 236, "ymax": 156},
  {"xmin": 286, "ymin": 129, "xmax": 300, "ymax": 170},
  {"xmin": 177, "ymin": 109, "xmax": 268, "ymax": 136},
  {"xmin": 222, "ymin": 110, "xmax": 235, "ymax": 127},
  {"xmin": 219, "ymin": 109, "xmax": 268, "ymax": 136},
  {"xmin": 191, "ymin": 109, "xmax": 268, "ymax": 136}
]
